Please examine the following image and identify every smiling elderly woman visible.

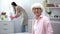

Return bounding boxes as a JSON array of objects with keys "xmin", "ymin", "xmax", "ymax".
[{"xmin": 31, "ymin": 3, "xmax": 53, "ymax": 34}]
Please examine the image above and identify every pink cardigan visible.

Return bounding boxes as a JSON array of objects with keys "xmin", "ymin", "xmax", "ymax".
[{"xmin": 32, "ymin": 15, "xmax": 53, "ymax": 34}]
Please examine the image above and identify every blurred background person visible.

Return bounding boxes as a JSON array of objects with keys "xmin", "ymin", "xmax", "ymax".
[
  {"xmin": 31, "ymin": 3, "xmax": 53, "ymax": 34},
  {"xmin": 11, "ymin": 2, "xmax": 28, "ymax": 32}
]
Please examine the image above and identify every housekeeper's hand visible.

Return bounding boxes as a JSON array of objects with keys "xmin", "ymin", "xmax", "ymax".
[
  {"xmin": 14, "ymin": 15, "xmax": 20, "ymax": 18},
  {"xmin": 10, "ymin": 15, "xmax": 20, "ymax": 20},
  {"xmin": 10, "ymin": 16, "xmax": 16, "ymax": 20}
]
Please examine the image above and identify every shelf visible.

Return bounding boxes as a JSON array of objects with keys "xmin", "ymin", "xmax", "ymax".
[
  {"xmin": 46, "ymin": 7, "xmax": 60, "ymax": 8},
  {"xmin": 50, "ymin": 18, "xmax": 60, "ymax": 20}
]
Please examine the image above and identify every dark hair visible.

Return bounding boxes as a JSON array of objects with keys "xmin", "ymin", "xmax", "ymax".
[{"xmin": 11, "ymin": 2, "xmax": 17, "ymax": 6}]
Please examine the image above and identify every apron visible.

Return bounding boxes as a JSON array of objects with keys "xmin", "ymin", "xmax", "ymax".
[{"xmin": 13, "ymin": 14, "xmax": 23, "ymax": 33}]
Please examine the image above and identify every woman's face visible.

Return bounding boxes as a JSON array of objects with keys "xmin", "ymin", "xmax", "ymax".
[
  {"xmin": 32, "ymin": 7, "xmax": 42, "ymax": 16},
  {"xmin": 12, "ymin": 5, "xmax": 16, "ymax": 9}
]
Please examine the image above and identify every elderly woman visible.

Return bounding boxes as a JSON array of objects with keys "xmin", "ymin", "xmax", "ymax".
[{"xmin": 31, "ymin": 3, "xmax": 53, "ymax": 34}]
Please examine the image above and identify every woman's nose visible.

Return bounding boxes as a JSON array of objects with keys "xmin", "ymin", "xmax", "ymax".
[{"xmin": 35, "ymin": 9, "xmax": 38, "ymax": 11}]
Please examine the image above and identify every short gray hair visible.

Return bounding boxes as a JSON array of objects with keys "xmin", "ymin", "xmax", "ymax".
[{"xmin": 31, "ymin": 3, "xmax": 44, "ymax": 11}]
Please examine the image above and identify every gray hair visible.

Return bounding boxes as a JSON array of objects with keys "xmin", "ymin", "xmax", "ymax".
[{"xmin": 31, "ymin": 3, "xmax": 45, "ymax": 11}]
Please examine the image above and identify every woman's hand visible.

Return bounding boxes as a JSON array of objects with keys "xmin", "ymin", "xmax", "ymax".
[
  {"xmin": 10, "ymin": 14, "xmax": 20, "ymax": 20},
  {"xmin": 10, "ymin": 16, "xmax": 15, "ymax": 20},
  {"xmin": 14, "ymin": 13, "xmax": 20, "ymax": 18}
]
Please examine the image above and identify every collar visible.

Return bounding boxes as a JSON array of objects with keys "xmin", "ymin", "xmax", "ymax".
[{"xmin": 34, "ymin": 15, "xmax": 43, "ymax": 20}]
